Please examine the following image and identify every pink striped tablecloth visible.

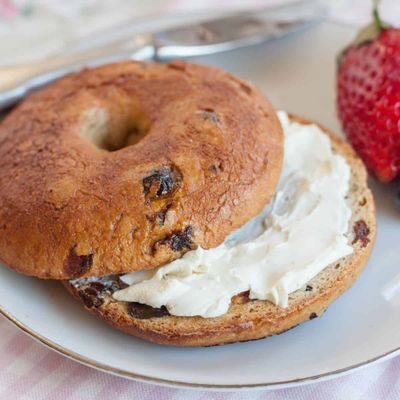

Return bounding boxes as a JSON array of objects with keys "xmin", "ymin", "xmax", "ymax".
[
  {"xmin": 1, "ymin": 1, "xmax": 400, "ymax": 399},
  {"xmin": 0, "ymin": 315, "xmax": 399, "ymax": 399}
]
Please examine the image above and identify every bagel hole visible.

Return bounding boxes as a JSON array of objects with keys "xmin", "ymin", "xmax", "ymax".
[{"xmin": 80, "ymin": 107, "xmax": 150, "ymax": 151}]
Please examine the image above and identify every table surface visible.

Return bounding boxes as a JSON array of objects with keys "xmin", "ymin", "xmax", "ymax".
[{"xmin": 0, "ymin": 1, "xmax": 399, "ymax": 399}]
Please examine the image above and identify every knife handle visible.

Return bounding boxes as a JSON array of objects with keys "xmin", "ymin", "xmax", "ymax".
[{"xmin": 0, "ymin": 36, "xmax": 155, "ymax": 109}]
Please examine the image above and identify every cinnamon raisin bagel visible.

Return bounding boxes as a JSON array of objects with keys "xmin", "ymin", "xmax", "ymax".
[
  {"xmin": 0, "ymin": 61, "xmax": 283, "ymax": 279},
  {"xmin": 64, "ymin": 115, "xmax": 376, "ymax": 347}
]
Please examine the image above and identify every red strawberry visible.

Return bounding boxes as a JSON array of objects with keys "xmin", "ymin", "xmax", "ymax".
[{"xmin": 337, "ymin": 4, "xmax": 400, "ymax": 182}]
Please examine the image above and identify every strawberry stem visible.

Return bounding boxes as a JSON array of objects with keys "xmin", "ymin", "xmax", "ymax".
[
  {"xmin": 372, "ymin": 0, "xmax": 384, "ymax": 30},
  {"xmin": 372, "ymin": 0, "xmax": 390, "ymax": 32}
]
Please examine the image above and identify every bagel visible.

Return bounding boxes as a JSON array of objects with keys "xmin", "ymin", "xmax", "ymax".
[
  {"xmin": 0, "ymin": 61, "xmax": 283, "ymax": 280},
  {"xmin": 64, "ymin": 114, "xmax": 376, "ymax": 346}
]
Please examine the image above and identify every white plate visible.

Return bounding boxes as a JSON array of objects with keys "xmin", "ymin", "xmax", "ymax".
[{"xmin": 1, "ymin": 21, "xmax": 400, "ymax": 390}]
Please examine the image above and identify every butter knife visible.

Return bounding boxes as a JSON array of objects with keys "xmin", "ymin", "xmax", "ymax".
[{"xmin": 0, "ymin": 0, "xmax": 326, "ymax": 110}]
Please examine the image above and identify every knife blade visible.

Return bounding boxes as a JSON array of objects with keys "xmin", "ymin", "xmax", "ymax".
[
  {"xmin": 0, "ymin": 0, "xmax": 326, "ymax": 110},
  {"xmin": 154, "ymin": 0, "xmax": 326, "ymax": 58}
]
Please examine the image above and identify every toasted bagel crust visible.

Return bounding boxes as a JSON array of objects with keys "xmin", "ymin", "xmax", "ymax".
[
  {"xmin": 0, "ymin": 61, "xmax": 283, "ymax": 279},
  {"xmin": 64, "ymin": 115, "xmax": 376, "ymax": 346}
]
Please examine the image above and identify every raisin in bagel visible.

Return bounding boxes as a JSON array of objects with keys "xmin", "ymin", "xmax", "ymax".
[
  {"xmin": 64, "ymin": 114, "xmax": 376, "ymax": 347},
  {"xmin": 0, "ymin": 61, "xmax": 283, "ymax": 279}
]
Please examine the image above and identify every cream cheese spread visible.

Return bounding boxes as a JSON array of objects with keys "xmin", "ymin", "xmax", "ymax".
[{"xmin": 113, "ymin": 111, "xmax": 353, "ymax": 318}]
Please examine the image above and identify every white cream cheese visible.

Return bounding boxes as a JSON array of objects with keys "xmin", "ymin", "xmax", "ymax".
[{"xmin": 113, "ymin": 111, "xmax": 353, "ymax": 318}]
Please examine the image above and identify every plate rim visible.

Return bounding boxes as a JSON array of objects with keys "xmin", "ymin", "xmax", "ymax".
[{"xmin": 1, "ymin": 304, "xmax": 399, "ymax": 390}]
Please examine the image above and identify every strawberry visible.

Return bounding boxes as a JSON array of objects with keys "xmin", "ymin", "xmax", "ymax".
[{"xmin": 337, "ymin": 2, "xmax": 400, "ymax": 182}]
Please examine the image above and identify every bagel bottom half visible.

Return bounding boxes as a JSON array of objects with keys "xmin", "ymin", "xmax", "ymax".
[{"xmin": 64, "ymin": 115, "xmax": 376, "ymax": 347}]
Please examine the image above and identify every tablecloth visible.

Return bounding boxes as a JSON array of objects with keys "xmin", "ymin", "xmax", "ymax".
[
  {"xmin": 1, "ymin": 314, "xmax": 400, "ymax": 398},
  {"xmin": 0, "ymin": 1, "xmax": 399, "ymax": 399}
]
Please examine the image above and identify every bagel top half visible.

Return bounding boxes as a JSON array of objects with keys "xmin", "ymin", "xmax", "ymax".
[{"xmin": 0, "ymin": 61, "xmax": 283, "ymax": 279}]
